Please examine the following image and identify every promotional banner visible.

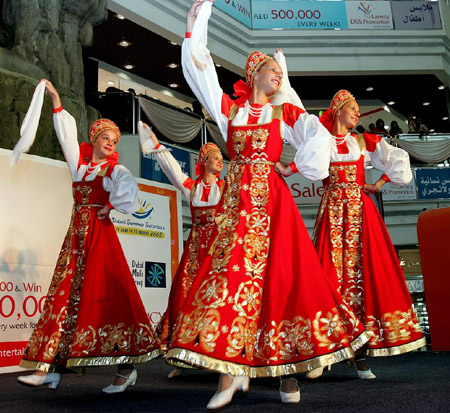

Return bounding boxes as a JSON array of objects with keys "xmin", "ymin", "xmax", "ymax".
[
  {"xmin": 215, "ymin": 0, "xmax": 252, "ymax": 28},
  {"xmin": 392, "ymin": 1, "xmax": 442, "ymax": 29},
  {"xmin": 251, "ymin": 0, "xmax": 348, "ymax": 30},
  {"xmin": 368, "ymin": 168, "xmax": 417, "ymax": 201},
  {"xmin": 284, "ymin": 174, "xmax": 324, "ymax": 205},
  {"xmin": 141, "ymin": 142, "xmax": 190, "ymax": 185},
  {"xmin": 346, "ymin": 1, "xmax": 393, "ymax": 29},
  {"xmin": 0, "ymin": 149, "xmax": 182, "ymax": 373},
  {"xmin": 415, "ymin": 168, "xmax": 450, "ymax": 199}
]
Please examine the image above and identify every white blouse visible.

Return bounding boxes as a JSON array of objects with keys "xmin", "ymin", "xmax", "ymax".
[
  {"xmin": 53, "ymin": 110, "xmax": 139, "ymax": 214},
  {"xmin": 181, "ymin": 1, "xmax": 332, "ymax": 181},
  {"xmin": 333, "ymin": 133, "xmax": 413, "ymax": 185}
]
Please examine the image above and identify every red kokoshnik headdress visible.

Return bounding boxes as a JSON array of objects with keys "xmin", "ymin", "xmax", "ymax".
[
  {"xmin": 234, "ymin": 51, "xmax": 274, "ymax": 106},
  {"xmin": 89, "ymin": 118, "xmax": 121, "ymax": 144},
  {"xmin": 195, "ymin": 142, "xmax": 221, "ymax": 177},
  {"xmin": 79, "ymin": 118, "xmax": 121, "ymax": 165},
  {"xmin": 320, "ymin": 89, "xmax": 356, "ymax": 133}
]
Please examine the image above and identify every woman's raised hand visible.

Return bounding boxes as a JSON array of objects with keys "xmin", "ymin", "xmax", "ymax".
[
  {"xmin": 187, "ymin": 0, "xmax": 214, "ymax": 32},
  {"xmin": 41, "ymin": 79, "xmax": 62, "ymax": 109}
]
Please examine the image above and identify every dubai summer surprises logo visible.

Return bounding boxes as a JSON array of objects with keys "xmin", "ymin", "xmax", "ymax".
[
  {"xmin": 358, "ymin": 2, "xmax": 373, "ymax": 18},
  {"xmin": 132, "ymin": 198, "xmax": 154, "ymax": 219}
]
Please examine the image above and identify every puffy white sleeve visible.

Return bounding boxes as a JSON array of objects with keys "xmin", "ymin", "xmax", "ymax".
[
  {"xmin": 271, "ymin": 52, "xmax": 305, "ymax": 110},
  {"xmin": 281, "ymin": 108, "xmax": 333, "ymax": 181},
  {"xmin": 53, "ymin": 110, "xmax": 80, "ymax": 179},
  {"xmin": 181, "ymin": 1, "xmax": 228, "ymax": 138},
  {"xmin": 153, "ymin": 147, "xmax": 191, "ymax": 201},
  {"xmin": 103, "ymin": 165, "xmax": 139, "ymax": 214},
  {"xmin": 368, "ymin": 139, "xmax": 412, "ymax": 185}
]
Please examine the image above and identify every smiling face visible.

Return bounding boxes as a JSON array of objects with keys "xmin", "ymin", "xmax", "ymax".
[
  {"xmin": 336, "ymin": 100, "xmax": 360, "ymax": 130},
  {"xmin": 93, "ymin": 129, "xmax": 119, "ymax": 162},
  {"xmin": 203, "ymin": 151, "xmax": 223, "ymax": 176},
  {"xmin": 253, "ymin": 60, "xmax": 283, "ymax": 96}
]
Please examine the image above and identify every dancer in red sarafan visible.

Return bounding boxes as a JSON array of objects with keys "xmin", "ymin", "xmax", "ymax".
[
  {"xmin": 12, "ymin": 80, "xmax": 161, "ymax": 393},
  {"xmin": 308, "ymin": 89, "xmax": 426, "ymax": 379},
  {"xmin": 165, "ymin": 1, "xmax": 371, "ymax": 409},
  {"xmin": 139, "ymin": 122, "xmax": 225, "ymax": 378}
]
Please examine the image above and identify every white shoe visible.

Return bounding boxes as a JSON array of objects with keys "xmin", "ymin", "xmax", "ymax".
[
  {"xmin": 17, "ymin": 372, "xmax": 61, "ymax": 389},
  {"xmin": 356, "ymin": 367, "xmax": 376, "ymax": 379},
  {"xmin": 207, "ymin": 375, "xmax": 250, "ymax": 410},
  {"xmin": 279, "ymin": 378, "xmax": 301, "ymax": 404},
  {"xmin": 168, "ymin": 367, "xmax": 183, "ymax": 379},
  {"xmin": 102, "ymin": 369, "xmax": 137, "ymax": 393},
  {"xmin": 305, "ymin": 366, "xmax": 324, "ymax": 379}
]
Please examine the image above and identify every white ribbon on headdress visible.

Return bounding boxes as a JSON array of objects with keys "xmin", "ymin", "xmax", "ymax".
[{"xmin": 9, "ymin": 80, "xmax": 46, "ymax": 166}]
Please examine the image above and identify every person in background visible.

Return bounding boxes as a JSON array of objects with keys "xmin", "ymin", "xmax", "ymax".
[
  {"xmin": 389, "ymin": 120, "xmax": 403, "ymax": 137},
  {"xmin": 306, "ymin": 89, "xmax": 426, "ymax": 379},
  {"xmin": 374, "ymin": 118, "xmax": 388, "ymax": 136},
  {"xmin": 139, "ymin": 122, "xmax": 225, "ymax": 378},
  {"xmin": 13, "ymin": 80, "xmax": 161, "ymax": 393}
]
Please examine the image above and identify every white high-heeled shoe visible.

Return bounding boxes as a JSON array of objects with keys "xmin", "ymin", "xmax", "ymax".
[
  {"xmin": 356, "ymin": 367, "xmax": 376, "ymax": 379},
  {"xmin": 279, "ymin": 378, "xmax": 301, "ymax": 404},
  {"xmin": 102, "ymin": 369, "xmax": 137, "ymax": 393},
  {"xmin": 206, "ymin": 375, "xmax": 250, "ymax": 410},
  {"xmin": 17, "ymin": 372, "xmax": 61, "ymax": 389}
]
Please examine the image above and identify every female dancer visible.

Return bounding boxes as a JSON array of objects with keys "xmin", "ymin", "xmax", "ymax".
[
  {"xmin": 138, "ymin": 122, "xmax": 224, "ymax": 377},
  {"xmin": 309, "ymin": 90, "xmax": 426, "ymax": 378},
  {"xmin": 165, "ymin": 1, "xmax": 370, "ymax": 409},
  {"xmin": 14, "ymin": 80, "xmax": 161, "ymax": 392}
]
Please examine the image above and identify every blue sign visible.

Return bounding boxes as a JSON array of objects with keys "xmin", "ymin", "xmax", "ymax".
[
  {"xmin": 215, "ymin": 0, "xmax": 252, "ymax": 28},
  {"xmin": 252, "ymin": 1, "xmax": 348, "ymax": 30},
  {"xmin": 415, "ymin": 168, "xmax": 450, "ymax": 199},
  {"xmin": 141, "ymin": 143, "xmax": 190, "ymax": 185}
]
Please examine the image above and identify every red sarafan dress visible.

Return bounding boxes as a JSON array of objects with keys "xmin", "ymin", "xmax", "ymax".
[
  {"xmin": 146, "ymin": 145, "xmax": 225, "ymax": 349},
  {"xmin": 314, "ymin": 133, "xmax": 426, "ymax": 356},
  {"xmin": 20, "ymin": 112, "xmax": 161, "ymax": 372}
]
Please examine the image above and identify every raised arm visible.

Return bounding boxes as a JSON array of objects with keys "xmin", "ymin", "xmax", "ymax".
[
  {"xmin": 271, "ymin": 50, "xmax": 305, "ymax": 110},
  {"xmin": 138, "ymin": 122, "xmax": 191, "ymax": 200},
  {"xmin": 44, "ymin": 80, "xmax": 80, "ymax": 178},
  {"xmin": 182, "ymin": 0, "xmax": 229, "ymax": 138}
]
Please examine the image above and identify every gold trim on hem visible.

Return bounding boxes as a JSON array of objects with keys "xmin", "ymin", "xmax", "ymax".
[
  {"xmin": 19, "ymin": 360, "xmax": 62, "ymax": 373},
  {"xmin": 166, "ymin": 346, "xmax": 359, "ymax": 378},
  {"xmin": 66, "ymin": 348, "xmax": 163, "ymax": 368},
  {"xmin": 359, "ymin": 337, "xmax": 427, "ymax": 357},
  {"xmin": 20, "ymin": 348, "xmax": 163, "ymax": 371}
]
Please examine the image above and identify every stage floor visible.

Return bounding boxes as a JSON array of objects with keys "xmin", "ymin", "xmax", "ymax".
[{"xmin": 1, "ymin": 351, "xmax": 448, "ymax": 412}]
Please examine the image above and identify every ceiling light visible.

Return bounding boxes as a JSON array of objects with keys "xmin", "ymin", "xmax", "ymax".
[
  {"xmin": 429, "ymin": 129, "xmax": 435, "ymax": 133},
  {"xmin": 169, "ymin": 83, "xmax": 179, "ymax": 88},
  {"xmin": 366, "ymin": 87, "xmax": 374, "ymax": 91},
  {"xmin": 123, "ymin": 64, "xmax": 135, "ymax": 70},
  {"xmin": 167, "ymin": 63, "xmax": 178, "ymax": 69},
  {"xmin": 115, "ymin": 14, "xmax": 125, "ymax": 20},
  {"xmin": 215, "ymin": 63, "xmax": 222, "ymax": 67},
  {"xmin": 438, "ymin": 85, "xmax": 445, "ymax": 90},
  {"xmin": 107, "ymin": 81, "xmax": 115, "ymax": 85},
  {"xmin": 169, "ymin": 41, "xmax": 178, "ymax": 46},
  {"xmin": 118, "ymin": 40, "xmax": 131, "ymax": 48},
  {"xmin": 423, "ymin": 102, "xmax": 430, "ymax": 106},
  {"xmin": 442, "ymin": 116, "xmax": 449, "ymax": 120},
  {"xmin": 387, "ymin": 101, "xmax": 395, "ymax": 105}
]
